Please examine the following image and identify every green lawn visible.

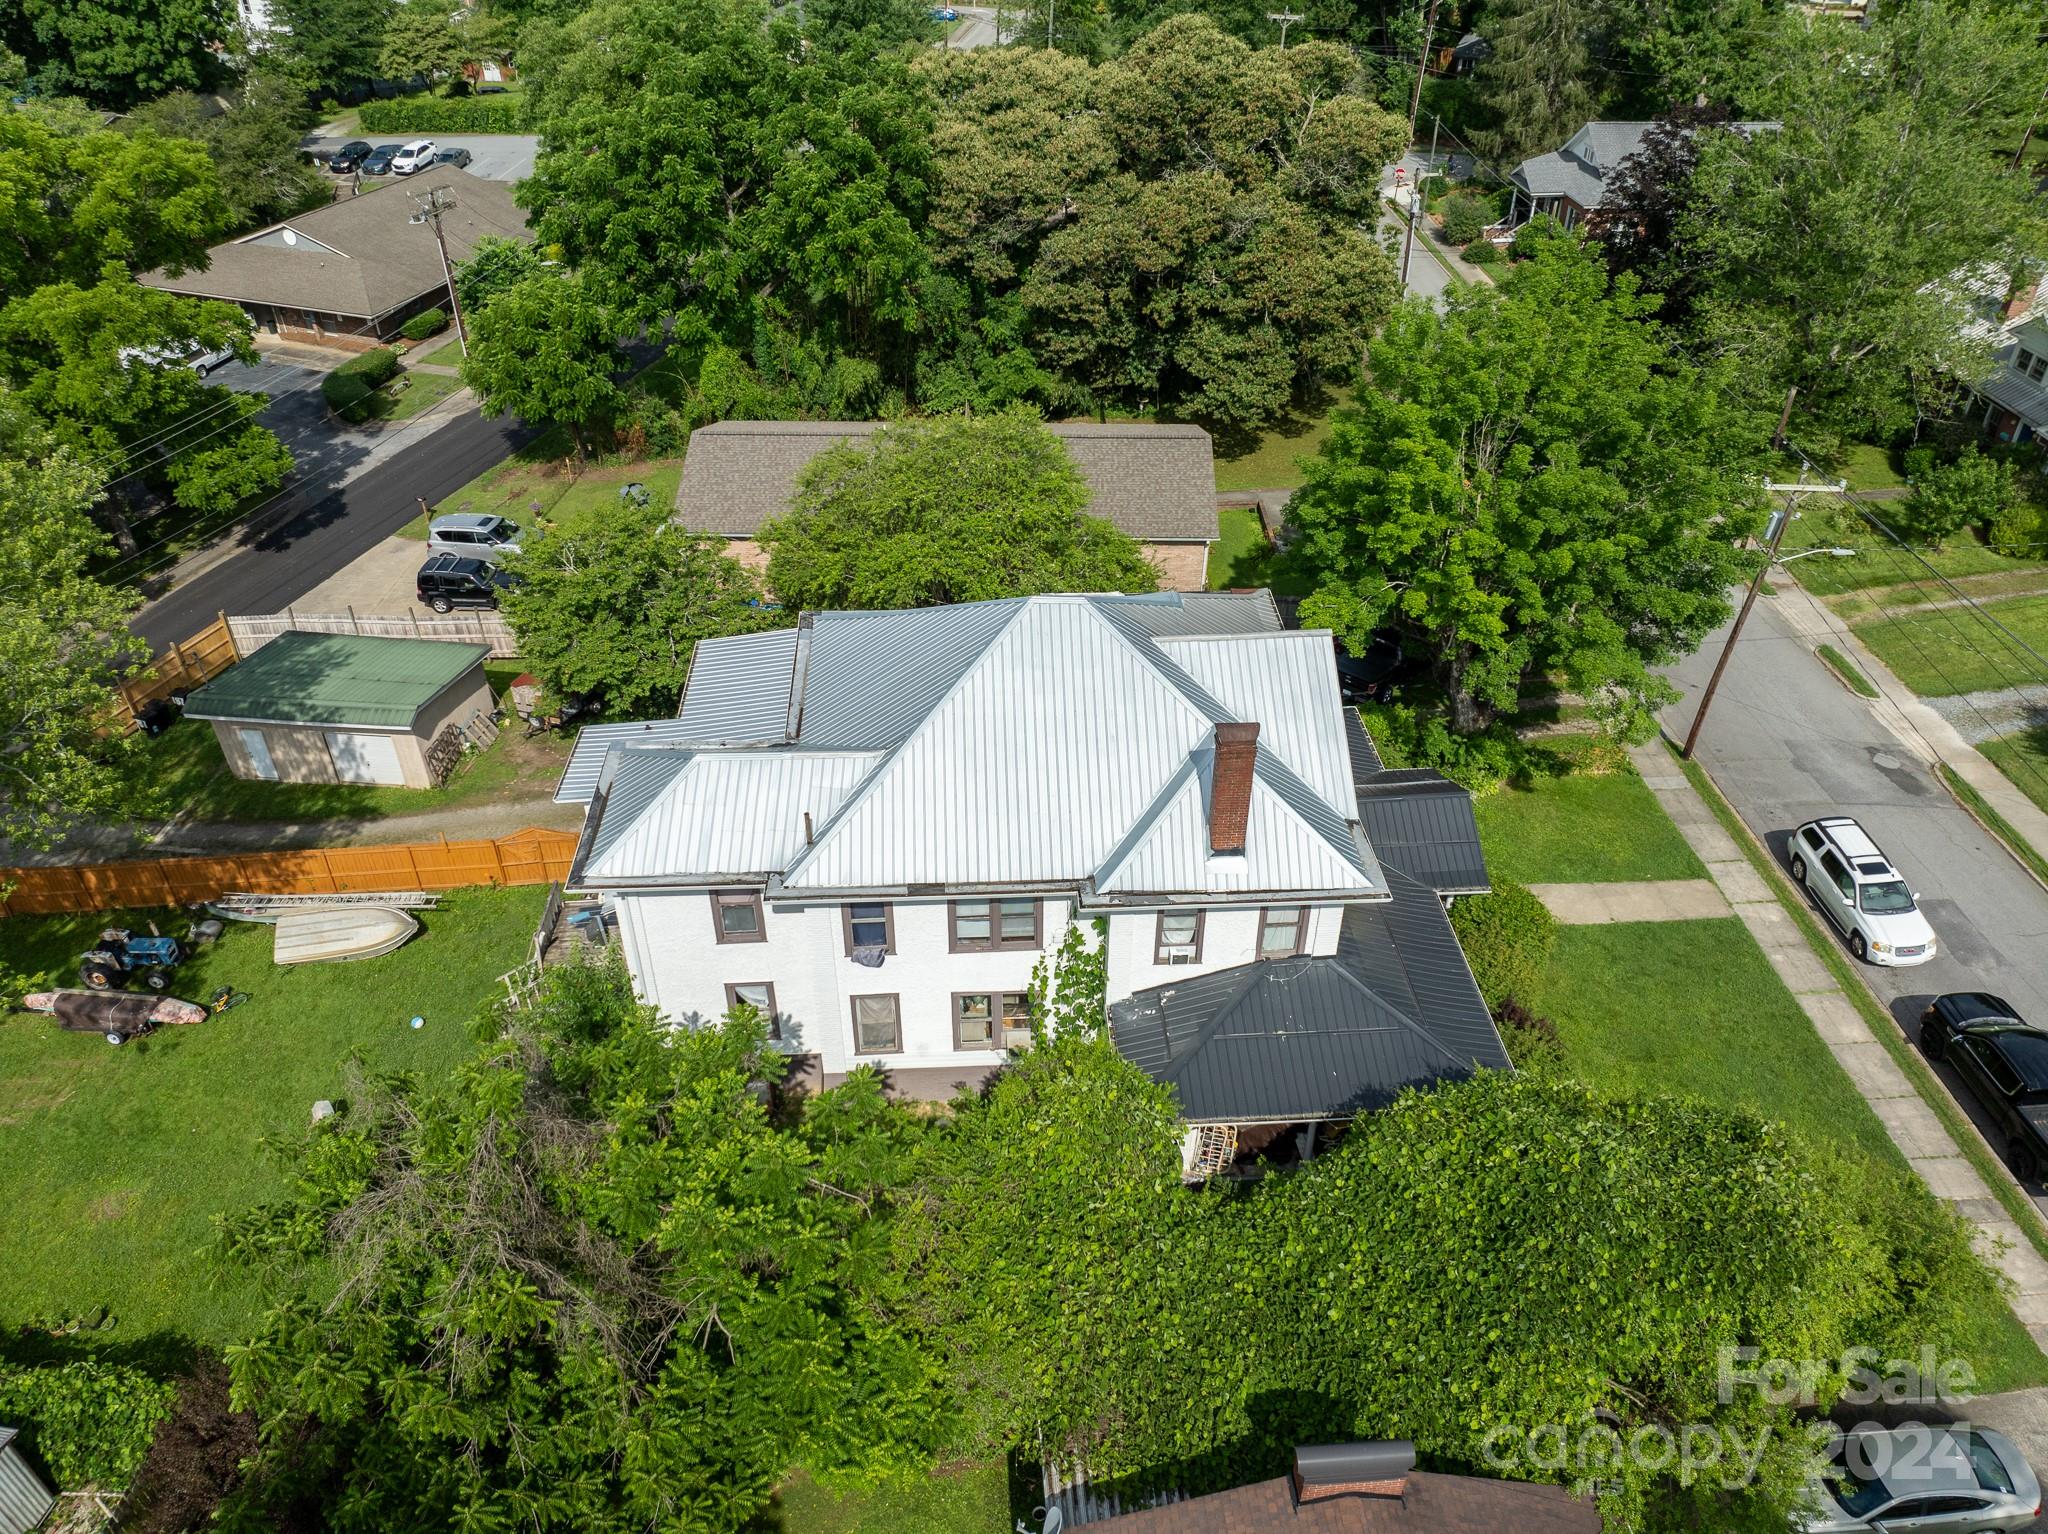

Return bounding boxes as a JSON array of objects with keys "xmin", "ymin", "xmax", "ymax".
[
  {"xmin": 1852, "ymin": 593, "xmax": 2048, "ymax": 697},
  {"xmin": 1205, "ymin": 506, "xmax": 1284, "ymax": 591},
  {"xmin": 410, "ymin": 334, "xmax": 465, "ymax": 368},
  {"xmin": 1780, "ymin": 502, "xmax": 2048, "ymax": 599},
  {"xmin": 1979, "ymin": 729, "xmax": 2048, "ymax": 821},
  {"xmin": 1817, "ymin": 643, "xmax": 1879, "ymax": 699},
  {"xmin": 0, "ymin": 886, "xmax": 543, "ymax": 1342},
  {"xmin": 355, "ymin": 369, "xmax": 463, "ymax": 424},
  {"xmin": 1212, "ymin": 413, "xmax": 1336, "ymax": 493},
  {"xmin": 1835, "ymin": 441, "xmax": 1908, "ymax": 493},
  {"xmin": 409, "ymin": 436, "xmax": 683, "ymax": 542},
  {"xmin": 1532, "ymin": 918, "xmax": 2048, "ymax": 1392},
  {"xmin": 757, "ymin": 1466, "xmax": 1011, "ymax": 1534},
  {"xmin": 1473, "ymin": 736, "xmax": 1707, "ymax": 884},
  {"xmin": 135, "ymin": 716, "xmax": 572, "ymax": 825}
]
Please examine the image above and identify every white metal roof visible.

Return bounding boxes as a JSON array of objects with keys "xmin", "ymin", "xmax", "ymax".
[{"xmin": 576, "ymin": 593, "xmax": 1380, "ymax": 901}]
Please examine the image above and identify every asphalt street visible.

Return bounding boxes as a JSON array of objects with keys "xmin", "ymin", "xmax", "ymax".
[
  {"xmin": 132, "ymin": 404, "xmax": 533, "ymax": 649},
  {"xmin": 1662, "ymin": 595, "xmax": 2048, "ymax": 1202}
]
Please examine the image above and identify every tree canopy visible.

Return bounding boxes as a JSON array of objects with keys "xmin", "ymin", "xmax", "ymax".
[
  {"xmin": 5, "ymin": 0, "xmax": 227, "ymax": 108},
  {"xmin": 757, "ymin": 411, "xmax": 1161, "ymax": 609},
  {"xmin": 126, "ymin": 77, "xmax": 329, "ymax": 239},
  {"xmin": 460, "ymin": 270, "xmax": 628, "ymax": 462},
  {"xmin": 1288, "ymin": 232, "xmax": 1766, "ymax": 736}
]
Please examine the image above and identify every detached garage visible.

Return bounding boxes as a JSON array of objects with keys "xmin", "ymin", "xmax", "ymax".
[{"xmin": 185, "ymin": 632, "xmax": 493, "ymax": 788}]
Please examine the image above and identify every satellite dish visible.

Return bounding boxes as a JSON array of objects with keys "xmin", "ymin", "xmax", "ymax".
[{"xmin": 282, "ymin": 228, "xmax": 298, "ymax": 246}]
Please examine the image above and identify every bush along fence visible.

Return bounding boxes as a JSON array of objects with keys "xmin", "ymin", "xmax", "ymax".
[
  {"xmin": 229, "ymin": 608, "xmax": 518, "ymax": 658},
  {"xmin": 358, "ymin": 97, "xmax": 525, "ymax": 133},
  {"xmin": 114, "ymin": 614, "xmax": 238, "ymax": 732},
  {"xmin": 0, "ymin": 829, "xmax": 577, "ymax": 917}
]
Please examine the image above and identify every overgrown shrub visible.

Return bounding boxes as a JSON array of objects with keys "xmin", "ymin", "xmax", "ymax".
[
  {"xmin": 399, "ymin": 307, "xmax": 446, "ymax": 342},
  {"xmin": 1461, "ymin": 237, "xmax": 1501, "ymax": 266},
  {"xmin": 1356, "ymin": 700, "xmax": 1524, "ymax": 793},
  {"xmin": 1492, "ymin": 996, "xmax": 1563, "ymax": 1072},
  {"xmin": 358, "ymin": 96, "xmax": 523, "ymax": 134},
  {"xmin": 0, "ymin": 1361, "xmax": 176, "ymax": 1488},
  {"xmin": 320, "ymin": 347, "xmax": 402, "ymax": 420},
  {"xmin": 1437, "ymin": 193, "xmax": 1489, "ymax": 245},
  {"xmin": 1894, "ymin": 444, "xmax": 2018, "ymax": 549},
  {"xmin": 1447, "ymin": 879, "xmax": 1557, "ymax": 1009},
  {"xmin": 1988, "ymin": 489, "xmax": 2048, "ymax": 557}
]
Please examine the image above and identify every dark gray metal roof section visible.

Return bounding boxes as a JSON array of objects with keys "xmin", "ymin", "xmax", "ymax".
[
  {"xmin": 1355, "ymin": 770, "xmax": 1490, "ymax": 894},
  {"xmin": 557, "ymin": 719, "xmax": 704, "ymax": 803},
  {"xmin": 1109, "ymin": 869, "xmax": 1507, "ymax": 1123}
]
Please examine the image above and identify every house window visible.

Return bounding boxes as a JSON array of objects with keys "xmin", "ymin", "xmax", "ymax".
[
  {"xmin": 711, "ymin": 889, "xmax": 765, "ymax": 944},
  {"xmin": 1154, "ymin": 910, "xmax": 1204, "ymax": 964},
  {"xmin": 1258, "ymin": 906, "xmax": 1308, "ymax": 960},
  {"xmin": 723, "ymin": 981, "xmax": 780, "ymax": 1040},
  {"xmin": 949, "ymin": 899, "xmax": 1040, "ymax": 952},
  {"xmin": 842, "ymin": 901, "xmax": 894, "ymax": 956},
  {"xmin": 954, "ymin": 991, "xmax": 1033, "ymax": 1051},
  {"xmin": 2031, "ymin": 352, "xmax": 2048, "ymax": 382},
  {"xmin": 851, "ymin": 994, "xmax": 901, "ymax": 1055}
]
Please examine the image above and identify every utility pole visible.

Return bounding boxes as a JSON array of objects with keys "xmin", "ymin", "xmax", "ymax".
[
  {"xmin": 1773, "ymin": 386, "xmax": 1797, "ymax": 450},
  {"xmin": 1266, "ymin": 9, "xmax": 1302, "ymax": 45},
  {"xmin": 2014, "ymin": 83, "xmax": 2048, "ymax": 170},
  {"xmin": 407, "ymin": 184, "xmax": 470, "ymax": 360},
  {"xmin": 1046, "ymin": 0, "xmax": 1055, "ymax": 49},
  {"xmin": 1400, "ymin": 111, "xmax": 1441, "ymax": 290},
  {"xmin": 1681, "ymin": 479, "xmax": 1847, "ymax": 759},
  {"xmin": 1404, "ymin": 0, "xmax": 1442, "ymax": 147}
]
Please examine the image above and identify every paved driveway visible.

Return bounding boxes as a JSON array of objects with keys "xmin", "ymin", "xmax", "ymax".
[
  {"xmin": 940, "ymin": 6, "xmax": 1000, "ymax": 47},
  {"xmin": 307, "ymin": 134, "xmax": 539, "ymax": 184},
  {"xmin": 211, "ymin": 356, "xmax": 372, "ymax": 487},
  {"xmin": 1662, "ymin": 594, "xmax": 2048, "ymax": 1206}
]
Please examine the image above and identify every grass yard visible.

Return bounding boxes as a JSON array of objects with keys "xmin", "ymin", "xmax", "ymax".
[
  {"xmin": 1978, "ymin": 729, "xmax": 2048, "ymax": 822},
  {"xmin": 1780, "ymin": 502, "xmax": 2048, "ymax": 600},
  {"xmin": 1472, "ymin": 735, "xmax": 1707, "ymax": 884},
  {"xmin": 135, "ymin": 715, "xmax": 572, "ymax": 825},
  {"xmin": 354, "ymin": 369, "xmax": 463, "ymax": 424},
  {"xmin": 409, "ymin": 334, "xmax": 465, "ymax": 368},
  {"xmin": 411, "ymin": 433, "xmax": 683, "ymax": 543},
  {"xmin": 1834, "ymin": 441, "xmax": 1908, "ymax": 493},
  {"xmin": 1212, "ymin": 413, "xmax": 1336, "ymax": 493},
  {"xmin": 1204, "ymin": 506, "xmax": 1308, "ymax": 594},
  {"xmin": 1851, "ymin": 593, "xmax": 2048, "ymax": 697},
  {"xmin": 1530, "ymin": 918, "xmax": 2048, "ymax": 1392},
  {"xmin": 756, "ymin": 1466, "xmax": 1011, "ymax": 1534},
  {"xmin": 0, "ymin": 885, "xmax": 543, "ymax": 1342}
]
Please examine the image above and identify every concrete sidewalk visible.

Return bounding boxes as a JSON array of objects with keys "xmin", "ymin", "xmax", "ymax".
[
  {"xmin": 1629, "ymin": 741, "xmax": 2048, "ymax": 1353},
  {"xmin": 1530, "ymin": 879, "xmax": 1729, "ymax": 923}
]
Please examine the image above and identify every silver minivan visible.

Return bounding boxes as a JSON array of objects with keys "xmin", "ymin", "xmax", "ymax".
[{"xmin": 426, "ymin": 513, "xmax": 522, "ymax": 562}]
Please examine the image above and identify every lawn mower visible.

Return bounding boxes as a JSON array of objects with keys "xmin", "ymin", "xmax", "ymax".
[{"xmin": 77, "ymin": 927, "xmax": 186, "ymax": 992}]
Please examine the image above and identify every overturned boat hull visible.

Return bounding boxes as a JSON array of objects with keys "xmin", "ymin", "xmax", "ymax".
[{"xmin": 273, "ymin": 907, "xmax": 420, "ymax": 965}]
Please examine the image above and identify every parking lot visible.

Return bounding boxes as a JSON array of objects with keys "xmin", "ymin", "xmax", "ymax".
[{"xmin": 306, "ymin": 134, "xmax": 539, "ymax": 184}]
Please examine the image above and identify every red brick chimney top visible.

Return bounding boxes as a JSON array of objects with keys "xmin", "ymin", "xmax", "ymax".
[
  {"xmin": 2008, "ymin": 276, "xmax": 2040, "ymax": 322},
  {"xmin": 1210, "ymin": 722, "xmax": 1258, "ymax": 855}
]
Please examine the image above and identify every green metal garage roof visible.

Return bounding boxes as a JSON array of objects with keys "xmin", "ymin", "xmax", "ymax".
[{"xmin": 184, "ymin": 632, "xmax": 488, "ymax": 730}]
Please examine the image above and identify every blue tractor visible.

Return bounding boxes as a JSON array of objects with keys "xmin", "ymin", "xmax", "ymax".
[{"xmin": 77, "ymin": 928, "xmax": 186, "ymax": 992}]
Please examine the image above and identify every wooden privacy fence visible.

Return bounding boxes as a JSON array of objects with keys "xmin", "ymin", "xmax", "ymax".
[
  {"xmin": 230, "ymin": 609, "xmax": 519, "ymax": 658},
  {"xmin": 114, "ymin": 614, "xmax": 239, "ymax": 730},
  {"xmin": 0, "ymin": 828, "xmax": 578, "ymax": 917}
]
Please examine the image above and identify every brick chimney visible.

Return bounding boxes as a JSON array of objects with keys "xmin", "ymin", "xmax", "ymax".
[
  {"xmin": 2007, "ymin": 275, "xmax": 2040, "ymax": 323},
  {"xmin": 1210, "ymin": 722, "xmax": 1258, "ymax": 855}
]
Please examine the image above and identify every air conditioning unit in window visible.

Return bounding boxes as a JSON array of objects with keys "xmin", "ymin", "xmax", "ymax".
[{"xmin": 1161, "ymin": 944, "xmax": 1197, "ymax": 964}]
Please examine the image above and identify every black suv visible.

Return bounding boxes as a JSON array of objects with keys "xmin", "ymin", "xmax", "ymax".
[
  {"xmin": 327, "ymin": 139, "xmax": 373, "ymax": 173},
  {"xmin": 1921, "ymin": 992, "xmax": 2048, "ymax": 1180},
  {"xmin": 417, "ymin": 554, "xmax": 515, "ymax": 613}
]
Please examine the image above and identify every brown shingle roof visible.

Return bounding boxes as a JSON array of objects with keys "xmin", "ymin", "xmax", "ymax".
[
  {"xmin": 137, "ymin": 167, "xmax": 531, "ymax": 320},
  {"xmin": 672, "ymin": 420, "xmax": 1219, "ymax": 543},
  {"xmin": 1087, "ymin": 1472, "xmax": 1600, "ymax": 1533}
]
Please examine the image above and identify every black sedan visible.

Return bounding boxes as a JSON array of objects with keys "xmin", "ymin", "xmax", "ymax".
[
  {"xmin": 360, "ymin": 143, "xmax": 404, "ymax": 176},
  {"xmin": 1920, "ymin": 992, "xmax": 2048, "ymax": 1179},
  {"xmin": 327, "ymin": 139, "xmax": 373, "ymax": 173}
]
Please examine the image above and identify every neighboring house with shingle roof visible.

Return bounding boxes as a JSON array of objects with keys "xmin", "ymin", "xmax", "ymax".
[
  {"xmin": 560, "ymin": 590, "xmax": 1502, "ymax": 1162},
  {"xmin": 1502, "ymin": 119, "xmax": 1776, "ymax": 233},
  {"xmin": 672, "ymin": 420, "xmax": 1221, "ymax": 591},
  {"xmin": 137, "ymin": 167, "xmax": 530, "ymax": 351}
]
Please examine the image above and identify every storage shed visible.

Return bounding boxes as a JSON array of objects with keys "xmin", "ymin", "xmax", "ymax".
[
  {"xmin": 0, "ymin": 1427, "xmax": 55, "ymax": 1534},
  {"xmin": 184, "ymin": 633, "xmax": 493, "ymax": 788}
]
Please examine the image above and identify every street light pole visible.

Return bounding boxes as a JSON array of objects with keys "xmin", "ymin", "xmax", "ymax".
[{"xmin": 1681, "ymin": 480, "xmax": 1849, "ymax": 759}]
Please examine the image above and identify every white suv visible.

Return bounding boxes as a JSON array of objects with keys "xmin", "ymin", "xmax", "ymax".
[
  {"xmin": 391, "ymin": 140, "xmax": 438, "ymax": 175},
  {"xmin": 1789, "ymin": 817, "xmax": 1937, "ymax": 966}
]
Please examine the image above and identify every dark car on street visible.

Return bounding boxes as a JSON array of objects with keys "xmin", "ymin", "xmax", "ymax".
[
  {"xmin": 1920, "ymin": 992, "xmax": 2048, "ymax": 1179},
  {"xmin": 328, "ymin": 139, "xmax": 373, "ymax": 173},
  {"xmin": 434, "ymin": 147, "xmax": 473, "ymax": 169},
  {"xmin": 417, "ymin": 553, "xmax": 516, "ymax": 613},
  {"xmin": 360, "ymin": 143, "xmax": 404, "ymax": 176}
]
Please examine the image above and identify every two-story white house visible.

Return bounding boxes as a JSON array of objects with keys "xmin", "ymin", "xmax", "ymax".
[{"xmin": 557, "ymin": 591, "xmax": 1505, "ymax": 1152}]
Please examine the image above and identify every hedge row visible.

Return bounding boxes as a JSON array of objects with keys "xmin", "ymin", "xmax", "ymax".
[
  {"xmin": 321, "ymin": 346, "xmax": 403, "ymax": 420},
  {"xmin": 0, "ymin": 1362, "xmax": 176, "ymax": 1488},
  {"xmin": 358, "ymin": 97, "xmax": 524, "ymax": 134},
  {"xmin": 400, "ymin": 307, "xmax": 447, "ymax": 342}
]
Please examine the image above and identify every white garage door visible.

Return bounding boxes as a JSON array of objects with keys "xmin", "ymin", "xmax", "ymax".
[{"xmin": 325, "ymin": 731, "xmax": 405, "ymax": 785}]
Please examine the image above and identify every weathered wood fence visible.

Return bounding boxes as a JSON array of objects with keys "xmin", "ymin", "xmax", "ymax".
[
  {"xmin": 229, "ymin": 609, "xmax": 519, "ymax": 658},
  {"xmin": 113, "ymin": 614, "xmax": 239, "ymax": 731},
  {"xmin": 0, "ymin": 828, "xmax": 577, "ymax": 917}
]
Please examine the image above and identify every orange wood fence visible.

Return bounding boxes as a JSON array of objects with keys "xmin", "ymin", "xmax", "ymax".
[
  {"xmin": 114, "ymin": 614, "xmax": 239, "ymax": 731},
  {"xmin": 0, "ymin": 828, "xmax": 578, "ymax": 917}
]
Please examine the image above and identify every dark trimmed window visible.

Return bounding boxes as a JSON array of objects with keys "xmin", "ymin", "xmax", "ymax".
[
  {"xmin": 851, "ymin": 994, "xmax": 901, "ymax": 1055},
  {"xmin": 954, "ymin": 991, "xmax": 1032, "ymax": 1051},
  {"xmin": 842, "ymin": 902, "xmax": 895, "ymax": 956},
  {"xmin": 949, "ymin": 899, "xmax": 1040, "ymax": 952},
  {"xmin": 1154, "ymin": 910, "xmax": 1204, "ymax": 964},
  {"xmin": 712, "ymin": 889, "xmax": 765, "ymax": 944},
  {"xmin": 723, "ymin": 981, "xmax": 779, "ymax": 1040},
  {"xmin": 1258, "ymin": 906, "xmax": 1308, "ymax": 960}
]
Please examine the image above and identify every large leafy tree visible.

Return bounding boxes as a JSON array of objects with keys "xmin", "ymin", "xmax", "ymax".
[
  {"xmin": 499, "ymin": 497, "xmax": 777, "ymax": 714},
  {"xmin": 461, "ymin": 270, "xmax": 628, "ymax": 462},
  {"xmin": 1288, "ymin": 233, "xmax": 1766, "ymax": 735},
  {"xmin": 271, "ymin": 0, "xmax": 396, "ymax": 93},
  {"xmin": 921, "ymin": 18, "xmax": 1403, "ymax": 431},
  {"xmin": 5, "ymin": 0, "xmax": 227, "ymax": 108},
  {"xmin": 0, "ymin": 401, "xmax": 151, "ymax": 849},
  {"xmin": 214, "ymin": 956, "xmax": 946, "ymax": 1533},
  {"xmin": 1466, "ymin": 0, "xmax": 1604, "ymax": 166},
  {"xmin": 757, "ymin": 411, "xmax": 1160, "ymax": 609},
  {"xmin": 377, "ymin": 0, "xmax": 467, "ymax": 84},
  {"xmin": 1682, "ymin": 0, "xmax": 2048, "ymax": 444},
  {"xmin": 126, "ymin": 78, "xmax": 330, "ymax": 233}
]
